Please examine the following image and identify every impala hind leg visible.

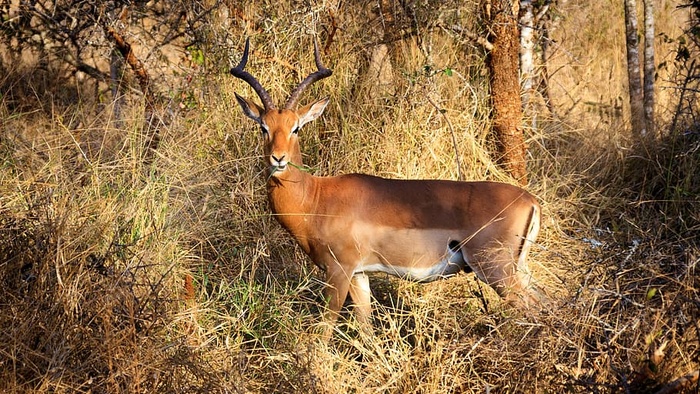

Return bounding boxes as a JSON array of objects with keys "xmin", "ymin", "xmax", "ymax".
[
  {"xmin": 348, "ymin": 273, "xmax": 373, "ymax": 334},
  {"xmin": 463, "ymin": 245, "xmax": 539, "ymax": 308}
]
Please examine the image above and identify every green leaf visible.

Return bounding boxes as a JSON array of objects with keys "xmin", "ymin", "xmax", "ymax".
[
  {"xmin": 187, "ymin": 45, "xmax": 205, "ymax": 65},
  {"xmin": 646, "ymin": 287, "xmax": 657, "ymax": 300}
]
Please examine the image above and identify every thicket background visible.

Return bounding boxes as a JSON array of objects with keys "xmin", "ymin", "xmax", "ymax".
[{"xmin": 1, "ymin": 0, "xmax": 699, "ymax": 392}]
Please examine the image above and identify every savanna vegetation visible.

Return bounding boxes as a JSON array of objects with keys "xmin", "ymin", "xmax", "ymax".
[{"xmin": 1, "ymin": 0, "xmax": 699, "ymax": 392}]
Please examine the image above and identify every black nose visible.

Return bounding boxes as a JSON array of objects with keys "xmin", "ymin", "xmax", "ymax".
[{"xmin": 272, "ymin": 154, "xmax": 285, "ymax": 163}]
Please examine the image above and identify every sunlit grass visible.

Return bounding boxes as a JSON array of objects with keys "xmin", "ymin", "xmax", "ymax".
[{"xmin": 1, "ymin": 1, "xmax": 698, "ymax": 392}]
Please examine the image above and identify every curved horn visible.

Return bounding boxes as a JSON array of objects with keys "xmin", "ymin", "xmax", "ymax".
[
  {"xmin": 230, "ymin": 38, "xmax": 276, "ymax": 110},
  {"xmin": 284, "ymin": 39, "xmax": 333, "ymax": 110}
]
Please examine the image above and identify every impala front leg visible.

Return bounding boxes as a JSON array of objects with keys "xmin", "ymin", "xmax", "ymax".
[
  {"xmin": 348, "ymin": 272, "xmax": 372, "ymax": 334},
  {"xmin": 321, "ymin": 263, "xmax": 352, "ymax": 339}
]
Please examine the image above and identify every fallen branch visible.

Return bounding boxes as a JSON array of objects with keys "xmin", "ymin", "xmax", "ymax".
[
  {"xmin": 323, "ymin": 9, "xmax": 338, "ymax": 55},
  {"xmin": 103, "ymin": 23, "xmax": 163, "ymax": 164},
  {"xmin": 104, "ymin": 25, "xmax": 153, "ymax": 108}
]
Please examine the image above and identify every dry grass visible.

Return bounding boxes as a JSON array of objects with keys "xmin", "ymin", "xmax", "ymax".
[{"xmin": 1, "ymin": 1, "xmax": 699, "ymax": 393}]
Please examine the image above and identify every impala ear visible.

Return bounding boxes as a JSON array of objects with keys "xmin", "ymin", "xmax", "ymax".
[
  {"xmin": 235, "ymin": 92, "xmax": 265, "ymax": 124},
  {"xmin": 297, "ymin": 98, "xmax": 329, "ymax": 129}
]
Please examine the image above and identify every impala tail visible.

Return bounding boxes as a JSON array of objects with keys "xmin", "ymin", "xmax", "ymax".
[{"xmin": 511, "ymin": 203, "xmax": 544, "ymax": 307}]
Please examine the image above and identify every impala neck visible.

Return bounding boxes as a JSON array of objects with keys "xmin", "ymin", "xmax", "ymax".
[{"xmin": 266, "ymin": 157, "xmax": 319, "ymax": 248}]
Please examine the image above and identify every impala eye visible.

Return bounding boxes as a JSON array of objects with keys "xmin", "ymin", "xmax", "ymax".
[
  {"xmin": 291, "ymin": 126, "xmax": 299, "ymax": 135},
  {"xmin": 259, "ymin": 124, "xmax": 269, "ymax": 135}
]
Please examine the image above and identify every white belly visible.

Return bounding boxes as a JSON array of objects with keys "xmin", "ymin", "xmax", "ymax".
[
  {"xmin": 357, "ymin": 257, "xmax": 463, "ymax": 282},
  {"xmin": 350, "ymin": 224, "xmax": 468, "ymax": 282}
]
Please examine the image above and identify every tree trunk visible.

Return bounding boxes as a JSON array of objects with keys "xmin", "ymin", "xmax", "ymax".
[
  {"xmin": 486, "ymin": 0, "xmax": 528, "ymax": 185},
  {"xmin": 643, "ymin": 0, "xmax": 655, "ymax": 136},
  {"xmin": 624, "ymin": 0, "xmax": 647, "ymax": 138},
  {"xmin": 366, "ymin": 0, "xmax": 397, "ymax": 100},
  {"xmin": 520, "ymin": 0, "xmax": 535, "ymax": 109},
  {"xmin": 538, "ymin": 19, "xmax": 556, "ymax": 117}
]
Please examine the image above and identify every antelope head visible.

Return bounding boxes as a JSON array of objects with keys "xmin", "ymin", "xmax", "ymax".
[{"xmin": 230, "ymin": 38, "xmax": 331, "ymax": 177}]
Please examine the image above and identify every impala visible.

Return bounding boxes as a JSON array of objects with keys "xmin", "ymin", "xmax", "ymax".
[{"xmin": 230, "ymin": 38, "xmax": 542, "ymax": 336}]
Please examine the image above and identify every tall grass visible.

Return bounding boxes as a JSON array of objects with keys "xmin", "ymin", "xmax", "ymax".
[{"xmin": 1, "ymin": 1, "xmax": 699, "ymax": 392}]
